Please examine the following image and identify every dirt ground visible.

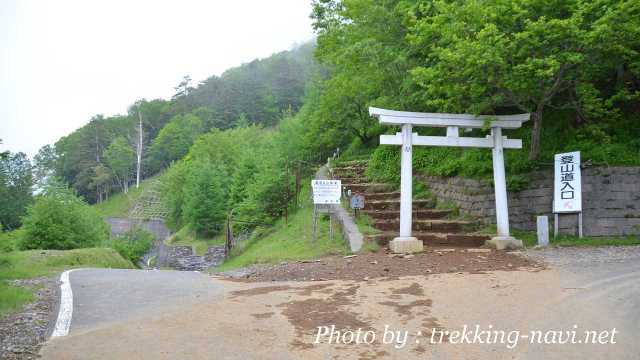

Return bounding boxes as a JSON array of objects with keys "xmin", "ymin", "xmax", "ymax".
[{"xmin": 224, "ymin": 247, "xmax": 541, "ymax": 282}]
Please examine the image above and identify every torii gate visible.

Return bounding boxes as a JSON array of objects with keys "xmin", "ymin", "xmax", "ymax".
[{"xmin": 370, "ymin": 107, "xmax": 530, "ymax": 253}]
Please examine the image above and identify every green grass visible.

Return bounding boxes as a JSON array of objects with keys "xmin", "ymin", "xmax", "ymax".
[
  {"xmin": 166, "ymin": 225, "xmax": 225, "ymax": 256},
  {"xmin": 215, "ymin": 197, "xmax": 348, "ymax": 272},
  {"xmin": 477, "ymin": 224, "xmax": 640, "ymax": 247},
  {"xmin": 93, "ymin": 177, "xmax": 157, "ymax": 218},
  {"xmin": 354, "ymin": 213, "xmax": 380, "ymax": 236},
  {"xmin": 0, "ymin": 248, "xmax": 134, "ymax": 280},
  {"xmin": 0, "ymin": 248, "xmax": 134, "ymax": 317},
  {"xmin": 0, "ymin": 283, "xmax": 33, "ymax": 316},
  {"xmin": 512, "ymin": 229, "xmax": 640, "ymax": 248}
]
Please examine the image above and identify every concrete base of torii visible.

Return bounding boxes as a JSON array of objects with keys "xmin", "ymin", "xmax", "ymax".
[
  {"xmin": 389, "ymin": 237, "xmax": 423, "ymax": 254},
  {"xmin": 486, "ymin": 236, "xmax": 523, "ymax": 250}
]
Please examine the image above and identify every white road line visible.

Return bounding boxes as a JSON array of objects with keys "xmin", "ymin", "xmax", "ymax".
[{"xmin": 51, "ymin": 269, "xmax": 75, "ymax": 337}]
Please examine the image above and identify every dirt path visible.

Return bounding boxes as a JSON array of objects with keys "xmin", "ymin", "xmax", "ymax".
[{"xmin": 39, "ymin": 247, "xmax": 639, "ymax": 359}]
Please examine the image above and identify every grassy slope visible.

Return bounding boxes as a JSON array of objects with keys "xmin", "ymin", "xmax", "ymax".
[
  {"xmin": 216, "ymin": 193, "xmax": 349, "ymax": 271},
  {"xmin": 0, "ymin": 248, "xmax": 134, "ymax": 316},
  {"xmin": 93, "ymin": 176, "xmax": 158, "ymax": 218}
]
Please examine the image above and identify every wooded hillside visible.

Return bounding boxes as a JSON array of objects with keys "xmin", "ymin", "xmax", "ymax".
[
  {"xmin": 43, "ymin": 42, "xmax": 319, "ymax": 204},
  {"xmin": 3, "ymin": 0, "xmax": 639, "ymax": 242}
]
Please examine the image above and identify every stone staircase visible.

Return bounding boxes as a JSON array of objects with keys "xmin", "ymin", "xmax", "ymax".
[{"xmin": 331, "ymin": 160, "xmax": 489, "ymax": 248}]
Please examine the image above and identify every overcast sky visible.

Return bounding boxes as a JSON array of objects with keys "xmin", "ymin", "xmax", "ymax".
[{"xmin": 0, "ymin": 0, "xmax": 315, "ymax": 157}]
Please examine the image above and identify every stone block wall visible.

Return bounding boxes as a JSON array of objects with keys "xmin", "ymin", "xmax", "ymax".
[
  {"xmin": 418, "ymin": 166, "xmax": 640, "ymax": 236},
  {"xmin": 105, "ymin": 217, "xmax": 171, "ymax": 240}
]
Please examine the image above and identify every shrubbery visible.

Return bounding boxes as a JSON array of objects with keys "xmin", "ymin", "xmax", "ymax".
[
  {"xmin": 19, "ymin": 181, "xmax": 109, "ymax": 250},
  {"xmin": 108, "ymin": 227, "xmax": 153, "ymax": 265}
]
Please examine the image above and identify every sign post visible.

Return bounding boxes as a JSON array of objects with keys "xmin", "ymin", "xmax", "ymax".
[
  {"xmin": 350, "ymin": 194, "xmax": 365, "ymax": 217},
  {"xmin": 371, "ymin": 107, "xmax": 529, "ymax": 252},
  {"xmin": 553, "ymin": 151, "xmax": 582, "ymax": 238},
  {"xmin": 311, "ymin": 180, "xmax": 341, "ymax": 241}
]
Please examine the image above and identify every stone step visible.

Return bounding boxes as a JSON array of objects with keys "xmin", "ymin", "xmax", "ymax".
[
  {"xmin": 363, "ymin": 209, "xmax": 452, "ymax": 220},
  {"xmin": 342, "ymin": 183, "xmax": 395, "ymax": 193},
  {"xmin": 332, "ymin": 166, "xmax": 366, "ymax": 177},
  {"xmin": 361, "ymin": 192, "xmax": 400, "ymax": 201},
  {"xmin": 373, "ymin": 219, "xmax": 472, "ymax": 232},
  {"xmin": 336, "ymin": 177, "xmax": 365, "ymax": 185},
  {"xmin": 338, "ymin": 160, "xmax": 368, "ymax": 167},
  {"xmin": 364, "ymin": 199, "xmax": 435, "ymax": 211},
  {"xmin": 366, "ymin": 232, "xmax": 490, "ymax": 247}
]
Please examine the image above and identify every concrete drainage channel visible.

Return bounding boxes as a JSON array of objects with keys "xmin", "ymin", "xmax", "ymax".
[
  {"xmin": 106, "ymin": 217, "xmax": 226, "ymax": 272},
  {"xmin": 153, "ymin": 245, "xmax": 226, "ymax": 271}
]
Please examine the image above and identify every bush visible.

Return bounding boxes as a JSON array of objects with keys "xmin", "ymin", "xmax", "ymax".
[
  {"xmin": 20, "ymin": 182, "xmax": 109, "ymax": 250},
  {"xmin": 108, "ymin": 227, "xmax": 153, "ymax": 265},
  {"xmin": 0, "ymin": 228, "xmax": 23, "ymax": 253}
]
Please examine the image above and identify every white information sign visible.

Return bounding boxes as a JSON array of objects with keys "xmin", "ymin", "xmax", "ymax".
[
  {"xmin": 312, "ymin": 180, "xmax": 341, "ymax": 204},
  {"xmin": 553, "ymin": 151, "xmax": 582, "ymax": 213}
]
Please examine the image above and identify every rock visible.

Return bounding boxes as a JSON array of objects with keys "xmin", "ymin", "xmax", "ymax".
[
  {"xmin": 343, "ymin": 255, "xmax": 358, "ymax": 259},
  {"xmin": 440, "ymin": 248, "xmax": 456, "ymax": 252},
  {"xmin": 467, "ymin": 248, "xmax": 491, "ymax": 253},
  {"xmin": 404, "ymin": 254, "xmax": 415, "ymax": 259},
  {"xmin": 370, "ymin": 260, "xmax": 378, "ymax": 265},
  {"xmin": 280, "ymin": 262, "xmax": 288, "ymax": 266}
]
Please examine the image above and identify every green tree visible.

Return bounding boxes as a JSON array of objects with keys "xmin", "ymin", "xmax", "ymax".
[
  {"xmin": 104, "ymin": 136, "xmax": 135, "ymax": 193},
  {"xmin": 20, "ymin": 180, "xmax": 109, "ymax": 250},
  {"xmin": 0, "ymin": 152, "xmax": 33, "ymax": 231},
  {"xmin": 407, "ymin": 0, "xmax": 639, "ymax": 160},
  {"xmin": 33, "ymin": 144, "xmax": 57, "ymax": 191},
  {"xmin": 147, "ymin": 114, "xmax": 203, "ymax": 172},
  {"xmin": 182, "ymin": 163, "xmax": 229, "ymax": 237}
]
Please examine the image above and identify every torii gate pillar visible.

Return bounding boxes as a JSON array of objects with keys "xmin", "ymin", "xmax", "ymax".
[
  {"xmin": 393, "ymin": 123, "xmax": 423, "ymax": 253},
  {"xmin": 371, "ymin": 107, "xmax": 529, "ymax": 253}
]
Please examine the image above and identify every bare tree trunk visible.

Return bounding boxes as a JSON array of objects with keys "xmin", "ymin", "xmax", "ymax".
[
  {"xmin": 136, "ymin": 109, "xmax": 143, "ymax": 188},
  {"xmin": 528, "ymin": 105, "xmax": 544, "ymax": 161}
]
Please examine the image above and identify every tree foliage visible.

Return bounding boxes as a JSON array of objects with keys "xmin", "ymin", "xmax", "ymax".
[
  {"xmin": 20, "ymin": 181, "xmax": 109, "ymax": 250},
  {"xmin": 0, "ymin": 152, "xmax": 33, "ymax": 231},
  {"xmin": 311, "ymin": 0, "xmax": 640, "ymax": 162},
  {"xmin": 104, "ymin": 136, "xmax": 135, "ymax": 193}
]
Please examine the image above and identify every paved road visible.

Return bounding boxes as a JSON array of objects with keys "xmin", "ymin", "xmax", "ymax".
[
  {"xmin": 65, "ymin": 269, "xmax": 225, "ymax": 335},
  {"xmin": 39, "ymin": 247, "xmax": 640, "ymax": 359},
  {"xmin": 522, "ymin": 246, "xmax": 640, "ymax": 359}
]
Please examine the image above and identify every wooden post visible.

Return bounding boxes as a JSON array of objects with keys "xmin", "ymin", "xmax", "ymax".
[{"xmin": 312, "ymin": 205, "xmax": 317, "ymax": 242}]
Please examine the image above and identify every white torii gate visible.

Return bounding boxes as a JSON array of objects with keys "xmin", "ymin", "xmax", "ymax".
[{"xmin": 370, "ymin": 107, "xmax": 530, "ymax": 253}]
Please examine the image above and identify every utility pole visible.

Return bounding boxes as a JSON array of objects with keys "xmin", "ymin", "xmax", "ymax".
[{"xmin": 136, "ymin": 108, "xmax": 143, "ymax": 188}]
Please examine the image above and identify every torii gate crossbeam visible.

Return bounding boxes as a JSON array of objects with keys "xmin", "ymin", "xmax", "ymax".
[{"xmin": 370, "ymin": 107, "xmax": 530, "ymax": 253}]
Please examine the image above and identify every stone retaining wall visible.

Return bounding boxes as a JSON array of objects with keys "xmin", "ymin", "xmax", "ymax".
[
  {"xmin": 105, "ymin": 217, "xmax": 171, "ymax": 240},
  {"xmin": 418, "ymin": 166, "xmax": 640, "ymax": 236}
]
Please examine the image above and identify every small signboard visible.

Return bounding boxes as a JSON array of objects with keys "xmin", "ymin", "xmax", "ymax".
[
  {"xmin": 553, "ymin": 151, "xmax": 582, "ymax": 213},
  {"xmin": 311, "ymin": 179, "xmax": 342, "ymax": 204},
  {"xmin": 350, "ymin": 194, "xmax": 365, "ymax": 209}
]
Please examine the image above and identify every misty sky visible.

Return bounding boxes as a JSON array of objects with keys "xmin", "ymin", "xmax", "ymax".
[{"xmin": 0, "ymin": 0, "xmax": 315, "ymax": 157}]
